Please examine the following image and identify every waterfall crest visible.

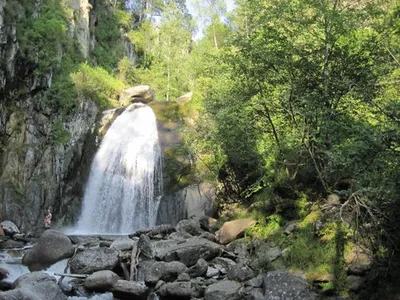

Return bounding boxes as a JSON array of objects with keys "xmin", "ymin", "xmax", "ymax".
[{"xmin": 75, "ymin": 104, "xmax": 162, "ymax": 234}]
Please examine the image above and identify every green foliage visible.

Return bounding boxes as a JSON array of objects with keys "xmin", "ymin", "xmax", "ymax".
[
  {"xmin": 71, "ymin": 63, "xmax": 125, "ymax": 109},
  {"xmin": 51, "ymin": 120, "xmax": 70, "ymax": 145},
  {"xmin": 246, "ymin": 214, "xmax": 282, "ymax": 239},
  {"xmin": 117, "ymin": 57, "xmax": 139, "ymax": 85}
]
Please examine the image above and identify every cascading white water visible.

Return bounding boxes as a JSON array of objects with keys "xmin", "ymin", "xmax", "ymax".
[{"xmin": 75, "ymin": 104, "xmax": 162, "ymax": 234}]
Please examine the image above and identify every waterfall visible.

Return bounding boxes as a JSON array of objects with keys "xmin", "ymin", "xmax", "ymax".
[{"xmin": 75, "ymin": 104, "xmax": 162, "ymax": 234}]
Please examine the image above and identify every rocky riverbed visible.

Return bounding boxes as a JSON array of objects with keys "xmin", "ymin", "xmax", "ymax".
[{"xmin": 0, "ymin": 217, "xmax": 369, "ymax": 299}]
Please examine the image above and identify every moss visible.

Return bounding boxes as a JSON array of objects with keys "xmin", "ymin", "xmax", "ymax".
[{"xmin": 51, "ymin": 120, "xmax": 70, "ymax": 145}]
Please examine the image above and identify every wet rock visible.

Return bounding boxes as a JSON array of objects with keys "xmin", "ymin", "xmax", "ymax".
[
  {"xmin": 110, "ymin": 237, "xmax": 135, "ymax": 251},
  {"xmin": 188, "ymin": 258, "xmax": 208, "ymax": 278},
  {"xmin": 152, "ymin": 237, "xmax": 222, "ymax": 267},
  {"xmin": 112, "ymin": 280, "xmax": 149, "ymax": 299},
  {"xmin": 159, "ymin": 281, "xmax": 191, "ymax": 299},
  {"xmin": 204, "ymin": 280, "xmax": 242, "ymax": 300},
  {"xmin": 12, "ymin": 272, "xmax": 66, "ymax": 300},
  {"xmin": 0, "ymin": 221, "xmax": 19, "ymax": 236},
  {"xmin": 70, "ymin": 247, "xmax": 119, "ymax": 274},
  {"xmin": 141, "ymin": 261, "xmax": 188, "ymax": 285},
  {"xmin": 22, "ymin": 230, "xmax": 75, "ymax": 271},
  {"xmin": 0, "ymin": 239, "xmax": 25, "ymax": 250},
  {"xmin": 130, "ymin": 224, "xmax": 175, "ymax": 238},
  {"xmin": 216, "ymin": 218, "xmax": 256, "ymax": 245},
  {"xmin": 262, "ymin": 271, "xmax": 315, "ymax": 300},
  {"xmin": 227, "ymin": 262, "xmax": 255, "ymax": 282},
  {"xmin": 84, "ymin": 270, "xmax": 120, "ymax": 292},
  {"xmin": 0, "ymin": 268, "xmax": 8, "ymax": 281}
]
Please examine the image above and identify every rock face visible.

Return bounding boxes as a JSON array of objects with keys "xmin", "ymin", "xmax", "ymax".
[
  {"xmin": 216, "ymin": 218, "xmax": 256, "ymax": 245},
  {"xmin": 157, "ymin": 184, "xmax": 216, "ymax": 226},
  {"xmin": 70, "ymin": 247, "xmax": 119, "ymax": 274},
  {"xmin": 262, "ymin": 271, "xmax": 315, "ymax": 300},
  {"xmin": 22, "ymin": 230, "xmax": 75, "ymax": 271},
  {"xmin": 0, "ymin": 272, "xmax": 67, "ymax": 300},
  {"xmin": 119, "ymin": 85, "xmax": 155, "ymax": 105}
]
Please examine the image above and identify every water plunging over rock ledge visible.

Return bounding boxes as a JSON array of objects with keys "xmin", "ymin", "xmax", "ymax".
[{"xmin": 74, "ymin": 104, "xmax": 163, "ymax": 234}]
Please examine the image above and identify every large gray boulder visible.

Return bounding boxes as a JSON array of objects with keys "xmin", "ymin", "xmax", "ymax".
[
  {"xmin": 159, "ymin": 281, "xmax": 192, "ymax": 299},
  {"xmin": 204, "ymin": 280, "xmax": 242, "ymax": 300},
  {"xmin": 84, "ymin": 270, "xmax": 120, "ymax": 292},
  {"xmin": 152, "ymin": 237, "xmax": 222, "ymax": 267},
  {"xmin": 22, "ymin": 230, "xmax": 75, "ymax": 271},
  {"xmin": 227, "ymin": 262, "xmax": 255, "ymax": 282},
  {"xmin": 110, "ymin": 237, "xmax": 135, "ymax": 251},
  {"xmin": 262, "ymin": 271, "xmax": 315, "ymax": 300},
  {"xmin": 70, "ymin": 248, "xmax": 119, "ymax": 274},
  {"xmin": 0, "ymin": 272, "xmax": 67, "ymax": 300},
  {"xmin": 111, "ymin": 280, "xmax": 149, "ymax": 299},
  {"xmin": 188, "ymin": 258, "xmax": 208, "ymax": 278},
  {"xmin": 139, "ymin": 261, "xmax": 188, "ymax": 285},
  {"xmin": 0, "ymin": 221, "xmax": 19, "ymax": 236},
  {"xmin": 119, "ymin": 85, "xmax": 155, "ymax": 105}
]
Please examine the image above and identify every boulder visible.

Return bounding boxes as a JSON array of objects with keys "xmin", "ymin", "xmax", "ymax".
[
  {"xmin": 159, "ymin": 281, "xmax": 192, "ymax": 299},
  {"xmin": 177, "ymin": 273, "xmax": 191, "ymax": 282},
  {"xmin": 0, "ymin": 272, "xmax": 68, "ymax": 300},
  {"xmin": 70, "ymin": 247, "xmax": 119, "ymax": 274},
  {"xmin": 347, "ymin": 275, "xmax": 364, "ymax": 292},
  {"xmin": 176, "ymin": 219, "xmax": 203, "ymax": 236},
  {"xmin": 119, "ymin": 85, "xmax": 155, "ymax": 105},
  {"xmin": 0, "ymin": 267, "xmax": 8, "ymax": 281},
  {"xmin": 84, "ymin": 270, "xmax": 120, "ymax": 292},
  {"xmin": 345, "ymin": 246, "xmax": 372, "ymax": 275},
  {"xmin": 0, "ymin": 221, "xmax": 19, "ymax": 236},
  {"xmin": 110, "ymin": 237, "xmax": 135, "ymax": 251},
  {"xmin": 176, "ymin": 92, "xmax": 193, "ymax": 105},
  {"xmin": 206, "ymin": 267, "xmax": 219, "ymax": 278},
  {"xmin": 0, "ymin": 239, "xmax": 25, "ymax": 250},
  {"xmin": 22, "ymin": 230, "xmax": 75, "ymax": 271},
  {"xmin": 152, "ymin": 237, "xmax": 222, "ymax": 267},
  {"xmin": 188, "ymin": 258, "xmax": 208, "ymax": 278},
  {"xmin": 213, "ymin": 257, "xmax": 236, "ymax": 275},
  {"xmin": 204, "ymin": 280, "xmax": 242, "ymax": 300},
  {"xmin": 227, "ymin": 262, "xmax": 255, "ymax": 282},
  {"xmin": 140, "ymin": 261, "xmax": 188, "ymax": 285},
  {"xmin": 216, "ymin": 218, "xmax": 256, "ymax": 245},
  {"xmin": 112, "ymin": 280, "xmax": 149, "ymax": 299},
  {"xmin": 262, "ymin": 271, "xmax": 315, "ymax": 300}
]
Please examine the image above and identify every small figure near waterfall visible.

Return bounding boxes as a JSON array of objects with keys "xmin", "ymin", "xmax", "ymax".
[{"xmin": 44, "ymin": 207, "xmax": 52, "ymax": 230}]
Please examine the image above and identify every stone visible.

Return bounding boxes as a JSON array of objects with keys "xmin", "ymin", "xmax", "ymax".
[
  {"xmin": 138, "ymin": 234, "xmax": 153, "ymax": 258},
  {"xmin": 0, "ymin": 267, "xmax": 8, "ymax": 281},
  {"xmin": 204, "ymin": 280, "xmax": 242, "ymax": 300},
  {"xmin": 0, "ymin": 239, "xmax": 25, "ymax": 249},
  {"xmin": 70, "ymin": 247, "xmax": 119, "ymax": 274},
  {"xmin": 112, "ymin": 280, "xmax": 149, "ymax": 299},
  {"xmin": 200, "ymin": 232, "xmax": 216, "ymax": 242},
  {"xmin": 159, "ymin": 281, "xmax": 192, "ymax": 299},
  {"xmin": 213, "ymin": 257, "xmax": 236, "ymax": 275},
  {"xmin": 176, "ymin": 92, "xmax": 193, "ymax": 104},
  {"xmin": 141, "ymin": 261, "xmax": 188, "ymax": 285},
  {"xmin": 199, "ymin": 217, "xmax": 219, "ymax": 233},
  {"xmin": 177, "ymin": 273, "xmax": 191, "ymax": 282},
  {"xmin": 327, "ymin": 194, "xmax": 341, "ymax": 205},
  {"xmin": 227, "ymin": 263, "xmax": 255, "ymax": 282},
  {"xmin": 284, "ymin": 221, "xmax": 299, "ymax": 235},
  {"xmin": 245, "ymin": 275, "xmax": 263, "ymax": 288},
  {"xmin": 176, "ymin": 219, "xmax": 204, "ymax": 236},
  {"xmin": 0, "ymin": 221, "xmax": 19, "ymax": 236},
  {"xmin": 262, "ymin": 271, "xmax": 315, "ymax": 300},
  {"xmin": 152, "ymin": 237, "xmax": 222, "ymax": 267},
  {"xmin": 84, "ymin": 270, "xmax": 120, "ymax": 291},
  {"xmin": 216, "ymin": 218, "xmax": 256, "ymax": 245},
  {"xmin": 110, "ymin": 237, "xmax": 135, "ymax": 251},
  {"xmin": 347, "ymin": 275, "xmax": 364, "ymax": 292},
  {"xmin": 0, "ymin": 225, "xmax": 4, "ymax": 236},
  {"xmin": 345, "ymin": 245, "xmax": 372, "ymax": 275},
  {"xmin": 206, "ymin": 267, "xmax": 220, "ymax": 278},
  {"xmin": 241, "ymin": 287, "xmax": 264, "ymax": 300},
  {"xmin": 119, "ymin": 85, "xmax": 155, "ymax": 105},
  {"xmin": 264, "ymin": 247, "xmax": 282, "ymax": 262},
  {"xmin": 22, "ymin": 230, "xmax": 75, "ymax": 271},
  {"xmin": 12, "ymin": 272, "xmax": 66, "ymax": 300},
  {"xmin": 188, "ymin": 258, "xmax": 209, "ymax": 278}
]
